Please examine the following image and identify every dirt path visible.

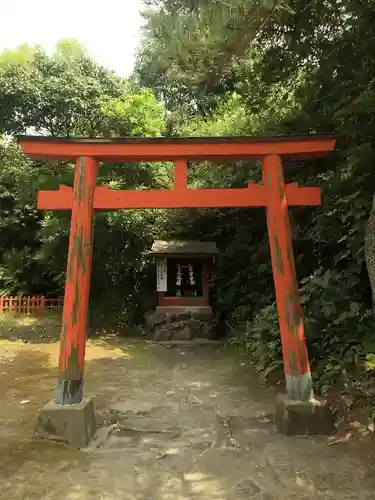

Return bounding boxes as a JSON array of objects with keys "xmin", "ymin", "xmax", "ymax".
[{"xmin": 0, "ymin": 336, "xmax": 374, "ymax": 499}]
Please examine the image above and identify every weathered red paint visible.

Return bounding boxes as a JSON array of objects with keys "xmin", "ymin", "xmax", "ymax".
[
  {"xmin": 262, "ymin": 154, "xmax": 311, "ymax": 382},
  {"xmin": 58, "ymin": 156, "xmax": 97, "ymax": 402},
  {"xmin": 18, "ymin": 136, "xmax": 336, "ymax": 162},
  {"xmin": 37, "ymin": 184, "xmax": 321, "ymax": 210},
  {"xmin": 174, "ymin": 159, "xmax": 188, "ymax": 189},
  {"xmin": 18, "ymin": 135, "xmax": 337, "ymax": 404},
  {"xmin": 158, "ymin": 295, "xmax": 208, "ymax": 307}
]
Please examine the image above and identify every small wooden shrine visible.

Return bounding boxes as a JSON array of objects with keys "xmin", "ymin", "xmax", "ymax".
[{"xmin": 150, "ymin": 240, "xmax": 219, "ymax": 314}]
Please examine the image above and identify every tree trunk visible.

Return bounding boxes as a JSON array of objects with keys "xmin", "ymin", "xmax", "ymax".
[{"xmin": 365, "ymin": 192, "xmax": 375, "ymax": 310}]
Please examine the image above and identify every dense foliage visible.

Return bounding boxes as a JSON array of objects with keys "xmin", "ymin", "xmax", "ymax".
[{"xmin": 2, "ymin": 0, "xmax": 375, "ymax": 415}]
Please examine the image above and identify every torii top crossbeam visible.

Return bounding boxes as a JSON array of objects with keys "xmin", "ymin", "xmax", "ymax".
[
  {"xmin": 17, "ymin": 134, "xmax": 336, "ymax": 412},
  {"xmin": 18, "ymin": 135, "xmax": 336, "ymax": 210},
  {"xmin": 18, "ymin": 134, "xmax": 335, "ymax": 161}
]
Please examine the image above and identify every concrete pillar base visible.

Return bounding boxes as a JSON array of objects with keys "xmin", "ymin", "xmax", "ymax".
[
  {"xmin": 275, "ymin": 393, "xmax": 334, "ymax": 435},
  {"xmin": 34, "ymin": 398, "xmax": 96, "ymax": 449}
]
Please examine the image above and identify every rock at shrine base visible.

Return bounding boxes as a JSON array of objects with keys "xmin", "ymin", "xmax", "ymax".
[
  {"xmin": 145, "ymin": 308, "xmax": 217, "ymax": 340},
  {"xmin": 275, "ymin": 393, "xmax": 334, "ymax": 436},
  {"xmin": 34, "ymin": 398, "xmax": 96, "ymax": 449}
]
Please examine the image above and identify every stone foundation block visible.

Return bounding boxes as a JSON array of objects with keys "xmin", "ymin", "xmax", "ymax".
[
  {"xmin": 145, "ymin": 309, "xmax": 217, "ymax": 341},
  {"xmin": 275, "ymin": 393, "xmax": 334, "ymax": 435},
  {"xmin": 34, "ymin": 398, "xmax": 96, "ymax": 448}
]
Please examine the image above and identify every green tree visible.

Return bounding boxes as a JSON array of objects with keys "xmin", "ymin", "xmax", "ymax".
[
  {"xmin": 0, "ymin": 40, "xmax": 167, "ymax": 326},
  {"xmin": 135, "ymin": 0, "xmax": 285, "ymax": 121},
  {"xmin": 0, "ymin": 40, "xmax": 124, "ymax": 136}
]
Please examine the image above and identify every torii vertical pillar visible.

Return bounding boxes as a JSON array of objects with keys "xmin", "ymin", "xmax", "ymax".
[
  {"xmin": 263, "ymin": 155, "xmax": 333, "ymax": 434},
  {"xmin": 56, "ymin": 156, "xmax": 97, "ymax": 405},
  {"xmin": 35, "ymin": 156, "xmax": 97, "ymax": 448}
]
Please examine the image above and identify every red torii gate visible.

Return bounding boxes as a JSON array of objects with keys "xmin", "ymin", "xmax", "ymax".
[{"xmin": 18, "ymin": 135, "xmax": 336, "ymax": 412}]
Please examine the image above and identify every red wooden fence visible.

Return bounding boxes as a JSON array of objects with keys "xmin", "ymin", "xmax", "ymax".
[{"xmin": 0, "ymin": 296, "xmax": 64, "ymax": 315}]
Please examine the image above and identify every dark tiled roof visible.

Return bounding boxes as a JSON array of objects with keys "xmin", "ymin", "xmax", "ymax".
[{"xmin": 150, "ymin": 240, "xmax": 219, "ymax": 255}]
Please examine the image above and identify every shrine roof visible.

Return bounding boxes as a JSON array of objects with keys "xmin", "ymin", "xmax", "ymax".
[
  {"xmin": 151, "ymin": 240, "xmax": 219, "ymax": 255},
  {"xmin": 17, "ymin": 134, "xmax": 337, "ymax": 162}
]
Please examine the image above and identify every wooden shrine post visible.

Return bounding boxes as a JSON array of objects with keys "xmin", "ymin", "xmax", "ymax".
[
  {"xmin": 263, "ymin": 155, "xmax": 312, "ymax": 401},
  {"xmin": 56, "ymin": 156, "xmax": 98, "ymax": 405}
]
